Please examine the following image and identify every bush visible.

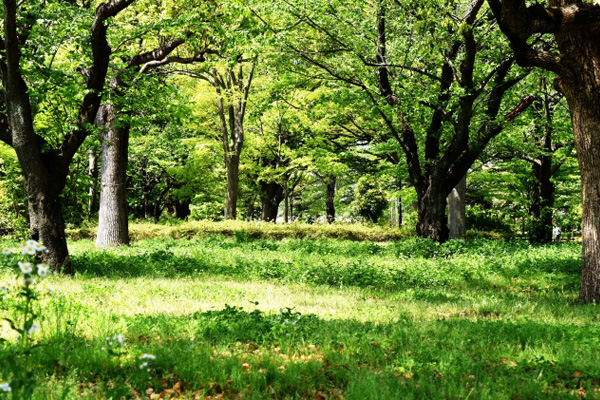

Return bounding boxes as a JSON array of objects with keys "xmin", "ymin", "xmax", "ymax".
[
  {"xmin": 67, "ymin": 220, "xmax": 411, "ymax": 242},
  {"xmin": 466, "ymin": 206, "xmax": 514, "ymax": 238}
]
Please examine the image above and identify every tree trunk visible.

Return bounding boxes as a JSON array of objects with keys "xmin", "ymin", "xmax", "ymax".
[
  {"xmin": 566, "ymin": 92, "xmax": 600, "ymax": 302},
  {"xmin": 28, "ymin": 188, "xmax": 70, "ymax": 273},
  {"xmin": 153, "ymin": 184, "xmax": 172, "ymax": 222},
  {"xmin": 447, "ymin": 175, "xmax": 466, "ymax": 239},
  {"xmin": 96, "ymin": 104, "xmax": 130, "ymax": 247},
  {"xmin": 397, "ymin": 197, "xmax": 402, "ymax": 227},
  {"xmin": 244, "ymin": 195, "xmax": 256, "ymax": 221},
  {"xmin": 225, "ymin": 154, "xmax": 240, "ymax": 220},
  {"xmin": 529, "ymin": 154, "xmax": 554, "ymax": 243},
  {"xmin": 549, "ymin": 18, "xmax": 600, "ymax": 302},
  {"xmin": 416, "ymin": 183, "xmax": 449, "ymax": 243},
  {"xmin": 261, "ymin": 181, "xmax": 285, "ymax": 222},
  {"xmin": 88, "ymin": 146, "xmax": 99, "ymax": 215},
  {"xmin": 326, "ymin": 175, "xmax": 336, "ymax": 224},
  {"xmin": 174, "ymin": 199, "xmax": 191, "ymax": 220},
  {"xmin": 284, "ymin": 178, "xmax": 289, "ymax": 223}
]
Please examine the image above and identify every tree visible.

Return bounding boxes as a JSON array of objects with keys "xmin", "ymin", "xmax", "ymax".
[
  {"xmin": 486, "ymin": 0, "xmax": 600, "ymax": 301},
  {"xmin": 496, "ymin": 75, "xmax": 574, "ymax": 243},
  {"xmin": 273, "ymin": 0, "xmax": 533, "ymax": 242},
  {"xmin": 200, "ymin": 61, "xmax": 255, "ymax": 220},
  {"xmin": 0, "ymin": 0, "xmax": 136, "ymax": 272},
  {"xmin": 351, "ymin": 176, "xmax": 388, "ymax": 223},
  {"xmin": 92, "ymin": 0, "xmax": 219, "ymax": 246}
]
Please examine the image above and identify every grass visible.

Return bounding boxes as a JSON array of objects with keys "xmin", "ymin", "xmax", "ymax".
[
  {"xmin": 0, "ymin": 234, "xmax": 598, "ymax": 399},
  {"xmin": 66, "ymin": 221, "xmax": 412, "ymax": 242}
]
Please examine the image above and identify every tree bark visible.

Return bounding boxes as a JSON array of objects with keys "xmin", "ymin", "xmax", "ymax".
[
  {"xmin": 173, "ymin": 199, "xmax": 191, "ymax": 219},
  {"xmin": 28, "ymin": 186, "xmax": 70, "ymax": 272},
  {"xmin": 416, "ymin": 182, "xmax": 449, "ymax": 243},
  {"xmin": 326, "ymin": 175, "xmax": 336, "ymax": 224},
  {"xmin": 447, "ymin": 175, "xmax": 467, "ymax": 239},
  {"xmin": 529, "ymin": 152, "xmax": 554, "ymax": 243},
  {"xmin": 96, "ymin": 104, "xmax": 130, "ymax": 247},
  {"xmin": 261, "ymin": 181, "xmax": 285, "ymax": 222},
  {"xmin": 565, "ymin": 84, "xmax": 600, "ymax": 302},
  {"xmin": 550, "ymin": 1, "xmax": 600, "ymax": 302},
  {"xmin": 88, "ymin": 146, "xmax": 99, "ymax": 215},
  {"xmin": 284, "ymin": 178, "xmax": 289, "ymax": 223},
  {"xmin": 225, "ymin": 154, "xmax": 241, "ymax": 220}
]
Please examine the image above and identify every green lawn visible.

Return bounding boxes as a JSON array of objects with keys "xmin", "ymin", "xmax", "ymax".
[{"xmin": 0, "ymin": 236, "xmax": 598, "ymax": 399}]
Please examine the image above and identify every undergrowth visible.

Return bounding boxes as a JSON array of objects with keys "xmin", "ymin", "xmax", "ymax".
[{"xmin": 66, "ymin": 221, "xmax": 413, "ymax": 242}]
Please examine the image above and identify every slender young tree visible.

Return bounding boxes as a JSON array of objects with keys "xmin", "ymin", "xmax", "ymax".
[{"xmin": 199, "ymin": 61, "xmax": 255, "ymax": 220}]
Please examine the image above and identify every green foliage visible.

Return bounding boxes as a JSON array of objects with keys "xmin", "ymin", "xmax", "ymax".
[
  {"xmin": 350, "ymin": 176, "xmax": 389, "ymax": 224},
  {"xmin": 0, "ymin": 145, "xmax": 27, "ymax": 236},
  {"xmin": 466, "ymin": 205, "xmax": 514, "ymax": 238}
]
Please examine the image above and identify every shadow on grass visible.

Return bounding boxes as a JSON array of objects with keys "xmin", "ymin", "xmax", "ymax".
[{"xmin": 27, "ymin": 305, "xmax": 600, "ymax": 399}]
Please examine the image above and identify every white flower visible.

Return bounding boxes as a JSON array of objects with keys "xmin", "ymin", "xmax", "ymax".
[
  {"xmin": 114, "ymin": 334, "xmax": 125, "ymax": 345},
  {"xmin": 139, "ymin": 353, "xmax": 156, "ymax": 360},
  {"xmin": 20, "ymin": 242, "xmax": 35, "ymax": 255},
  {"xmin": 21, "ymin": 246, "xmax": 35, "ymax": 256},
  {"xmin": 37, "ymin": 263, "xmax": 49, "ymax": 277},
  {"xmin": 139, "ymin": 362, "xmax": 149, "ymax": 369},
  {"xmin": 24, "ymin": 277, "xmax": 35, "ymax": 286},
  {"xmin": 35, "ymin": 243, "xmax": 47, "ymax": 252},
  {"xmin": 2, "ymin": 248, "xmax": 11, "ymax": 255},
  {"xmin": 18, "ymin": 262, "xmax": 32, "ymax": 274},
  {"xmin": 27, "ymin": 321, "xmax": 40, "ymax": 335},
  {"xmin": 0, "ymin": 381, "xmax": 10, "ymax": 392}
]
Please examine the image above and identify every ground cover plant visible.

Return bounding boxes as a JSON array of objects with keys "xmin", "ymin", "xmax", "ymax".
[
  {"xmin": 0, "ymin": 234, "xmax": 597, "ymax": 399},
  {"xmin": 65, "ymin": 221, "xmax": 414, "ymax": 243}
]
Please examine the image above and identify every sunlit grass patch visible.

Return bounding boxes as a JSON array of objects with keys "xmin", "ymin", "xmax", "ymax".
[{"xmin": 0, "ymin": 236, "xmax": 595, "ymax": 398}]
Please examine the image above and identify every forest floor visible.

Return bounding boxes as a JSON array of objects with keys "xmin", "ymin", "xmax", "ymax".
[{"xmin": 0, "ymin": 235, "xmax": 597, "ymax": 399}]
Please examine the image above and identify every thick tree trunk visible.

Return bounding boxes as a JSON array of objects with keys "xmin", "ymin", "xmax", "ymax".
[
  {"xmin": 174, "ymin": 199, "xmax": 191, "ymax": 220},
  {"xmin": 447, "ymin": 175, "xmax": 466, "ymax": 239},
  {"xmin": 416, "ymin": 183, "xmax": 449, "ymax": 243},
  {"xmin": 261, "ymin": 181, "xmax": 285, "ymax": 222},
  {"xmin": 549, "ymin": 18, "xmax": 600, "ymax": 302},
  {"xmin": 96, "ymin": 104, "xmax": 130, "ymax": 247},
  {"xmin": 225, "ymin": 154, "xmax": 240, "ymax": 220},
  {"xmin": 529, "ymin": 155, "xmax": 554, "ymax": 243},
  {"xmin": 567, "ymin": 94, "xmax": 600, "ymax": 302},
  {"xmin": 326, "ymin": 175, "xmax": 336, "ymax": 224},
  {"xmin": 28, "ymin": 189, "xmax": 70, "ymax": 273}
]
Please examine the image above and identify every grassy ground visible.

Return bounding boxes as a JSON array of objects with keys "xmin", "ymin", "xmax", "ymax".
[{"xmin": 0, "ymin": 235, "xmax": 598, "ymax": 399}]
